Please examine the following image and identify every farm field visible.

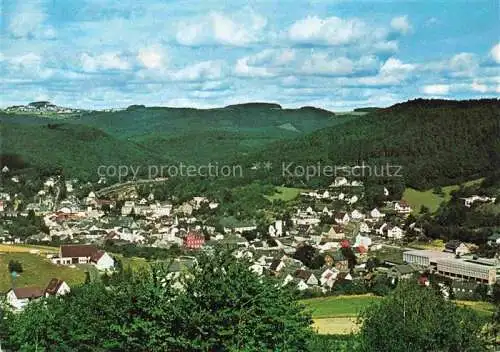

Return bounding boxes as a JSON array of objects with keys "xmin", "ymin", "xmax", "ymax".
[
  {"xmin": 312, "ymin": 317, "xmax": 359, "ymax": 335},
  {"xmin": 264, "ymin": 187, "xmax": 307, "ymax": 202},
  {"xmin": 300, "ymin": 293, "xmax": 495, "ymax": 335},
  {"xmin": 455, "ymin": 300, "xmax": 497, "ymax": 318},
  {"xmin": 300, "ymin": 295, "xmax": 380, "ymax": 319},
  {"xmin": 403, "ymin": 178, "xmax": 484, "ymax": 214},
  {"xmin": 0, "ymin": 252, "xmax": 87, "ymax": 292},
  {"xmin": 301, "ymin": 295, "xmax": 379, "ymax": 334},
  {"xmin": 0, "ymin": 243, "xmax": 58, "ymax": 254}
]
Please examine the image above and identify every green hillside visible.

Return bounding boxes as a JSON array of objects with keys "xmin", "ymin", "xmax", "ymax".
[
  {"xmin": 0, "ymin": 104, "xmax": 358, "ymax": 168},
  {"xmin": 0, "ymin": 123, "xmax": 165, "ymax": 180},
  {"xmin": 1, "ymin": 99, "xmax": 498, "ymax": 190},
  {"xmin": 247, "ymin": 99, "xmax": 500, "ymax": 189}
]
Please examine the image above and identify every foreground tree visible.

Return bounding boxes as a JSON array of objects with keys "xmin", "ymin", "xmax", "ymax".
[
  {"xmin": 358, "ymin": 281, "xmax": 488, "ymax": 352},
  {"xmin": 4, "ymin": 250, "xmax": 314, "ymax": 351}
]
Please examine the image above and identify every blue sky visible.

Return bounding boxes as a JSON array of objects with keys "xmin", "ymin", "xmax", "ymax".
[{"xmin": 1, "ymin": 0, "xmax": 499, "ymax": 110}]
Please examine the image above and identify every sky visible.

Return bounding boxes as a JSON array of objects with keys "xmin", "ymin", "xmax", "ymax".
[{"xmin": 1, "ymin": 0, "xmax": 499, "ymax": 110}]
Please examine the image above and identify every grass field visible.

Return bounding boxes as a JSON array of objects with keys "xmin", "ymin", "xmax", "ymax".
[
  {"xmin": 300, "ymin": 293, "xmax": 495, "ymax": 335},
  {"xmin": 265, "ymin": 187, "xmax": 307, "ymax": 202},
  {"xmin": 300, "ymin": 295, "xmax": 380, "ymax": 318},
  {"xmin": 403, "ymin": 178, "xmax": 484, "ymax": 214},
  {"xmin": 312, "ymin": 317, "xmax": 360, "ymax": 335},
  {"xmin": 455, "ymin": 300, "xmax": 497, "ymax": 318},
  {"xmin": 0, "ymin": 252, "xmax": 87, "ymax": 292},
  {"xmin": 408, "ymin": 239, "xmax": 445, "ymax": 251},
  {"xmin": 0, "ymin": 244, "xmax": 58, "ymax": 254},
  {"xmin": 300, "ymin": 295, "xmax": 379, "ymax": 334}
]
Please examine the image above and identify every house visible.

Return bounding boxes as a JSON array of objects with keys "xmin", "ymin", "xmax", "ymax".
[
  {"xmin": 295, "ymin": 279, "xmax": 309, "ymax": 291},
  {"xmin": 461, "ymin": 195, "xmax": 496, "ymax": 208},
  {"xmin": 90, "ymin": 251, "xmax": 115, "ymax": 271},
  {"xmin": 370, "ymin": 208, "xmax": 384, "ymax": 219},
  {"xmin": 487, "ymin": 232, "xmax": 500, "ymax": 246},
  {"xmin": 183, "ymin": 231, "xmax": 205, "ymax": 249},
  {"xmin": 444, "ymin": 240, "xmax": 470, "ymax": 256},
  {"xmin": 336, "ymin": 272, "xmax": 353, "ymax": 282},
  {"xmin": 334, "ymin": 212, "xmax": 350, "ymax": 225},
  {"xmin": 348, "ymin": 195, "xmax": 359, "ymax": 204},
  {"xmin": 294, "ymin": 269, "xmax": 318, "ymax": 286},
  {"xmin": 51, "ymin": 245, "xmax": 114, "ymax": 270},
  {"xmin": 121, "ymin": 201, "xmax": 135, "ymax": 216},
  {"xmin": 269, "ymin": 259, "xmax": 286, "ymax": 274},
  {"xmin": 52, "ymin": 244, "xmax": 99, "ymax": 265},
  {"xmin": 45, "ymin": 278, "xmax": 71, "ymax": 297},
  {"xmin": 350, "ymin": 209, "xmax": 364, "ymax": 221},
  {"xmin": 324, "ymin": 251, "xmax": 349, "ymax": 271},
  {"xmin": 281, "ymin": 274, "xmax": 294, "ymax": 287},
  {"xmin": 354, "ymin": 234, "xmax": 372, "ymax": 248},
  {"xmin": 324, "ymin": 225, "xmax": 345, "ymax": 240},
  {"xmin": 394, "ymin": 200, "xmax": 412, "ymax": 214},
  {"xmin": 388, "ymin": 264, "xmax": 419, "ymax": 280},
  {"xmin": 320, "ymin": 268, "xmax": 339, "ymax": 288},
  {"xmin": 332, "ymin": 177, "xmax": 348, "ymax": 187},
  {"xmin": 387, "ymin": 225, "xmax": 404, "ymax": 240},
  {"xmin": 376, "ymin": 223, "xmax": 388, "ymax": 236},
  {"xmin": 6, "ymin": 287, "xmax": 44, "ymax": 310},
  {"xmin": 249, "ymin": 263, "xmax": 265, "ymax": 276},
  {"xmin": 359, "ymin": 222, "xmax": 370, "ymax": 233}
]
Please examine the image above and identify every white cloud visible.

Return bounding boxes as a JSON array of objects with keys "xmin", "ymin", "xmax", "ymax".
[
  {"xmin": 232, "ymin": 49, "xmax": 296, "ymax": 77},
  {"xmin": 471, "ymin": 80, "xmax": 488, "ymax": 93},
  {"xmin": 288, "ymin": 16, "xmax": 368, "ymax": 45},
  {"xmin": 137, "ymin": 47, "xmax": 165, "ymax": 69},
  {"xmin": 81, "ymin": 52, "xmax": 130, "ymax": 72},
  {"xmin": 359, "ymin": 57, "xmax": 415, "ymax": 85},
  {"xmin": 281, "ymin": 76, "xmax": 300, "ymax": 86},
  {"xmin": 448, "ymin": 53, "xmax": 478, "ymax": 77},
  {"xmin": 234, "ymin": 57, "xmax": 274, "ymax": 77},
  {"xmin": 301, "ymin": 54, "xmax": 354, "ymax": 76},
  {"xmin": 176, "ymin": 10, "xmax": 267, "ymax": 46},
  {"xmin": 5, "ymin": 53, "xmax": 54, "ymax": 80},
  {"xmin": 171, "ymin": 61, "xmax": 224, "ymax": 81},
  {"xmin": 390, "ymin": 16, "xmax": 411, "ymax": 35},
  {"xmin": 490, "ymin": 42, "xmax": 500, "ymax": 64},
  {"xmin": 7, "ymin": 0, "xmax": 56, "ymax": 39},
  {"xmin": 422, "ymin": 84, "xmax": 450, "ymax": 95}
]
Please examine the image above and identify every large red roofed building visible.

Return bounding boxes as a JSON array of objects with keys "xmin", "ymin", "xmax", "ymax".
[
  {"xmin": 183, "ymin": 231, "xmax": 205, "ymax": 249},
  {"xmin": 51, "ymin": 244, "xmax": 114, "ymax": 271},
  {"xmin": 340, "ymin": 239, "xmax": 350, "ymax": 248}
]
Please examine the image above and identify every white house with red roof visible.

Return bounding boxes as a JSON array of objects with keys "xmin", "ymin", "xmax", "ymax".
[
  {"xmin": 183, "ymin": 231, "xmax": 205, "ymax": 249},
  {"xmin": 6, "ymin": 287, "xmax": 44, "ymax": 310},
  {"xmin": 394, "ymin": 200, "xmax": 412, "ymax": 214},
  {"xmin": 51, "ymin": 245, "xmax": 114, "ymax": 271}
]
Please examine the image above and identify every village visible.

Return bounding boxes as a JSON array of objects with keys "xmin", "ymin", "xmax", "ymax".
[{"xmin": 1, "ymin": 168, "xmax": 499, "ymax": 312}]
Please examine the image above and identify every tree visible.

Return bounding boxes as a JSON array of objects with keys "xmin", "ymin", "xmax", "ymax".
[
  {"xmin": 4, "ymin": 251, "xmax": 314, "ymax": 351},
  {"xmin": 358, "ymin": 282, "xmax": 487, "ymax": 352},
  {"xmin": 293, "ymin": 244, "xmax": 316, "ymax": 268},
  {"xmin": 8, "ymin": 260, "xmax": 23, "ymax": 274},
  {"xmin": 419, "ymin": 205, "xmax": 430, "ymax": 215}
]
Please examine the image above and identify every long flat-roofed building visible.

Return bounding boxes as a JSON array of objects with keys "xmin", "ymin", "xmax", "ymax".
[{"xmin": 403, "ymin": 249, "xmax": 498, "ymax": 285}]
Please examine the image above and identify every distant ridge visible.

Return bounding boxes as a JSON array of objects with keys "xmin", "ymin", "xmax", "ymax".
[
  {"xmin": 384, "ymin": 98, "xmax": 500, "ymax": 111},
  {"xmin": 298, "ymin": 106, "xmax": 335, "ymax": 116},
  {"xmin": 224, "ymin": 102, "xmax": 282, "ymax": 109}
]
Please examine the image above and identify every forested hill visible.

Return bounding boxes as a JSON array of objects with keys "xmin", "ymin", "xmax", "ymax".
[
  {"xmin": 0, "ymin": 123, "xmax": 166, "ymax": 180},
  {"xmin": 247, "ymin": 99, "xmax": 500, "ymax": 189}
]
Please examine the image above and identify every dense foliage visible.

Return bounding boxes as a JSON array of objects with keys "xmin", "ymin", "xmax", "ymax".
[
  {"xmin": 3, "ymin": 252, "xmax": 314, "ymax": 351},
  {"xmin": 248, "ymin": 98, "xmax": 500, "ymax": 189},
  {"xmin": 358, "ymin": 281, "xmax": 488, "ymax": 352}
]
